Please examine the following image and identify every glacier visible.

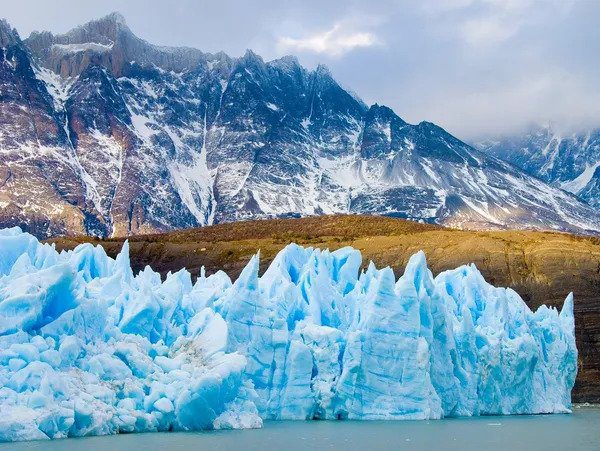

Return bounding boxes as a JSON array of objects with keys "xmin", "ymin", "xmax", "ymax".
[{"xmin": 0, "ymin": 227, "xmax": 577, "ymax": 442}]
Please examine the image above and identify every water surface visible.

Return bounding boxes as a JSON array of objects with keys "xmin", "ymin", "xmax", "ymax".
[{"xmin": 3, "ymin": 407, "xmax": 599, "ymax": 451}]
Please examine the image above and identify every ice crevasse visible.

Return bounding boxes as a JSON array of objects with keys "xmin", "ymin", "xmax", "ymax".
[{"xmin": 0, "ymin": 227, "xmax": 577, "ymax": 441}]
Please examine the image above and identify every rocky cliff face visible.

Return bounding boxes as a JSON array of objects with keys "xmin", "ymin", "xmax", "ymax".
[
  {"xmin": 1, "ymin": 14, "xmax": 600, "ymax": 237},
  {"xmin": 0, "ymin": 19, "xmax": 92, "ymax": 236},
  {"xmin": 477, "ymin": 124, "xmax": 600, "ymax": 209},
  {"xmin": 25, "ymin": 12, "xmax": 207, "ymax": 77}
]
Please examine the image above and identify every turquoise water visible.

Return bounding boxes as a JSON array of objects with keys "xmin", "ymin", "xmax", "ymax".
[{"xmin": 2, "ymin": 408, "xmax": 599, "ymax": 451}]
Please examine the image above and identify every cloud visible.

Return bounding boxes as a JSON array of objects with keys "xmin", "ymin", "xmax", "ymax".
[
  {"xmin": 462, "ymin": 14, "xmax": 522, "ymax": 46},
  {"xmin": 413, "ymin": 67, "xmax": 600, "ymax": 139},
  {"xmin": 276, "ymin": 22, "xmax": 379, "ymax": 57},
  {"xmin": 422, "ymin": 0, "xmax": 574, "ymax": 48},
  {"xmin": 461, "ymin": 0, "xmax": 535, "ymax": 46}
]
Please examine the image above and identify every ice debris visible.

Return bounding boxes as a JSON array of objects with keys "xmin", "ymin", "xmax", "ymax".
[{"xmin": 0, "ymin": 228, "xmax": 577, "ymax": 441}]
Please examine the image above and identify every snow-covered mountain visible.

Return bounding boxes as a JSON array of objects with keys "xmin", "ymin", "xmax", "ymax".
[
  {"xmin": 477, "ymin": 124, "xmax": 600, "ymax": 210},
  {"xmin": 1, "ymin": 13, "xmax": 600, "ymax": 237}
]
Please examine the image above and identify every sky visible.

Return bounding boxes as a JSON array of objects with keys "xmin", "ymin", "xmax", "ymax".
[{"xmin": 3, "ymin": 0, "xmax": 600, "ymax": 140}]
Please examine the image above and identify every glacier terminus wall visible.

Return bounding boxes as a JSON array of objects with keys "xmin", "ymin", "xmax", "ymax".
[{"xmin": 0, "ymin": 228, "xmax": 577, "ymax": 442}]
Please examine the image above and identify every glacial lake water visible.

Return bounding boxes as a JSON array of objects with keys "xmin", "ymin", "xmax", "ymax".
[{"xmin": 2, "ymin": 407, "xmax": 599, "ymax": 451}]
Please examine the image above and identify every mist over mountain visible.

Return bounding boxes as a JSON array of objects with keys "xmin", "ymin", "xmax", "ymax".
[{"xmin": 476, "ymin": 124, "xmax": 600, "ymax": 211}]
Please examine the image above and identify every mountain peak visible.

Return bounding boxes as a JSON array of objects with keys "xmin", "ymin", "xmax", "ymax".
[
  {"xmin": 315, "ymin": 63, "xmax": 331, "ymax": 77},
  {"xmin": 240, "ymin": 49, "xmax": 264, "ymax": 65},
  {"xmin": 85, "ymin": 11, "xmax": 128, "ymax": 32},
  {"xmin": 103, "ymin": 11, "xmax": 127, "ymax": 27},
  {"xmin": 269, "ymin": 55, "xmax": 300, "ymax": 72},
  {"xmin": 65, "ymin": 11, "xmax": 130, "ymax": 45},
  {"xmin": 25, "ymin": 12, "xmax": 210, "ymax": 76},
  {"xmin": 365, "ymin": 103, "xmax": 407, "ymax": 126},
  {"xmin": 368, "ymin": 103, "xmax": 392, "ymax": 114},
  {"xmin": 0, "ymin": 18, "xmax": 20, "ymax": 47}
]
